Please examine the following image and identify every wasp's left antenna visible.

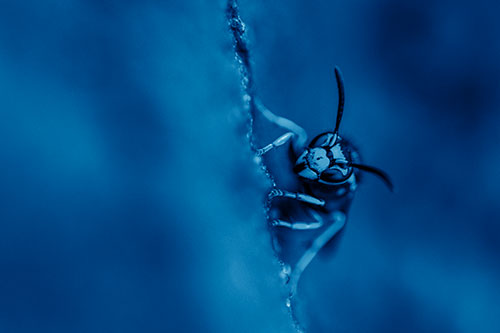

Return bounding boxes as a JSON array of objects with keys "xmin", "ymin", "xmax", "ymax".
[
  {"xmin": 351, "ymin": 163, "xmax": 394, "ymax": 192},
  {"xmin": 333, "ymin": 66, "xmax": 345, "ymax": 135}
]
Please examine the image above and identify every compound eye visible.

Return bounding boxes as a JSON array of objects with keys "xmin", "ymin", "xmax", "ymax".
[{"xmin": 319, "ymin": 165, "xmax": 352, "ymax": 184}]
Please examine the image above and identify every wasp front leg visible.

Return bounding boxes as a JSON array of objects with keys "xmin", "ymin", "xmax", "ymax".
[
  {"xmin": 268, "ymin": 189, "xmax": 325, "ymax": 207},
  {"xmin": 256, "ymin": 132, "xmax": 294, "ymax": 156},
  {"xmin": 254, "ymin": 99, "xmax": 308, "ymax": 155}
]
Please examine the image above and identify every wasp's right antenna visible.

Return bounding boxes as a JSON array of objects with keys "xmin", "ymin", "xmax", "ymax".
[{"xmin": 333, "ymin": 66, "xmax": 345, "ymax": 135}]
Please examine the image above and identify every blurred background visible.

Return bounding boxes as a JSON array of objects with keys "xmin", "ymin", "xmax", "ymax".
[{"xmin": 0, "ymin": 0, "xmax": 499, "ymax": 332}]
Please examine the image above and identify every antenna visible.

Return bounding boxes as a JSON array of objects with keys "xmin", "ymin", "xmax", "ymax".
[
  {"xmin": 351, "ymin": 163, "xmax": 395, "ymax": 192},
  {"xmin": 333, "ymin": 66, "xmax": 345, "ymax": 135}
]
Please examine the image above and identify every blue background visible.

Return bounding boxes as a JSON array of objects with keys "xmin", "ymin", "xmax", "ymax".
[{"xmin": 0, "ymin": 0, "xmax": 499, "ymax": 332}]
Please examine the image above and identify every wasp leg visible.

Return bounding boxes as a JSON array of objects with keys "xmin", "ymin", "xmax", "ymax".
[
  {"xmin": 256, "ymin": 132, "xmax": 295, "ymax": 156},
  {"xmin": 272, "ymin": 207, "xmax": 323, "ymax": 229},
  {"xmin": 272, "ymin": 219, "xmax": 323, "ymax": 230},
  {"xmin": 289, "ymin": 211, "xmax": 346, "ymax": 296},
  {"xmin": 255, "ymin": 99, "xmax": 307, "ymax": 152},
  {"xmin": 268, "ymin": 189, "xmax": 325, "ymax": 207}
]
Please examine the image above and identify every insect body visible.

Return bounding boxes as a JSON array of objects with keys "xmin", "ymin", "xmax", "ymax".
[
  {"xmin": 257, "ymin": 68, "xmax": 393, "ymax": 296},
  {"xmin": 226, "ymin": 0, "xmax": 393, "ymax": 304}
]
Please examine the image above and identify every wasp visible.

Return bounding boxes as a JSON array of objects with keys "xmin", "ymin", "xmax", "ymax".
[
  {"xmin": 226, "ymin": 0, "xmax": 393, "ymax": 299},
  {"xmin": 253, "ymin": 68, "xmax": 394, "ymax": 296}
]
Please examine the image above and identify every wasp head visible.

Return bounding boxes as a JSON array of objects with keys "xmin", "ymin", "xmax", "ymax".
[
  {"xmin": 293, "ymin": 132, "xmax": 354, "ymax": 185},
  {"xmin": 292, "ymin": 67, "xmax": 394, "ymax": 191}
]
